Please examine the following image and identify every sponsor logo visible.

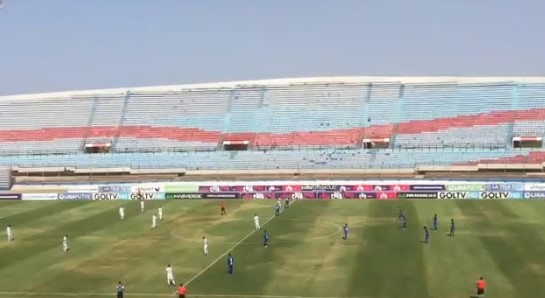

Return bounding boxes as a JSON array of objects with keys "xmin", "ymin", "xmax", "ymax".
[
  {"xmin": 398, "ymin": 192, "xmax": 437, "ymax": 199},
  {"xmin": 166, "ymin": 193, "xmax": 239, "ymax": 200},
  {"xmin": 446, "ymin": 184, "xmax": 485, "ymax": 191},
  {"xmin": 486, "ymin": 183, "xmax": 524, "ymax": 191},
  {"xmin": 93, "ymin": 193, "xmax": 121, "ymax": 200},
  {"xmin": 58, "ymin": 193, "xmax": 92, "ymax": 200},
  {"xmin": 132, "ymin": 186, "xmax": 162, "ymax": 193},
  {"xmin": 0, "ymin": 193, "xmax": 22, "ymax": 200},
  {"xmin": 524, "ymin": 192, "xmax": 545, "ymax": 199},
  {"xmin": 128, "ymin": 192, "xmax": 165, "ymax": 200},
  {"xmin": 98, "ymin": 185, "xmax": 131, "ymax": 193},
  {"xmin": 437, "ymin": 192, "xmax": 480, "ymax": 199},
  {"xmin": 410, "ymin": 185, "xmax": 445, "ymax": 191},
  {"xmin": 301, "ymin": 185, "xmax": 338, "ymax": 191},
  {"xmin": 243, "ymin": 192, "xmax": 314, "ymax": 200},
  {"xmin": 22, "ymin": 193, "xmax": 58, "ymax": 201},
  {"xmin": 524, "ymin": 183, "xmax": 545, "ymax": 191},
  {"xmin": 479, "ymin": 192, "xmax": 522, "ymax": 199}
]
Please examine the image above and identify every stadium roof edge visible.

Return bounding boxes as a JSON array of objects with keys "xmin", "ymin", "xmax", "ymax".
[{"xmin": 2, "ymin": 76, "xmax": 545, "ymax": 101}]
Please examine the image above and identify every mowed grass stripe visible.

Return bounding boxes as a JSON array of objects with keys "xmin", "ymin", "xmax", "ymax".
[
  {"xmin": 456, "ymin": 201, "xmax": 517, "ymax": 297},
  {"xmin": 463, "ymin": 201, "xmax": 545, "ymax": 297},
  {"xmin": 347, "ymin": 200, "xmax": 429, "ymax": 298},
  {"xmin": 2, "ymin": 201, "xmax": 207, "ymax": 293},
  {"xmin": 187, "ymin": 200, "xmax": 305, "ymax": 296},
  {"xmin": 261, "ymin": 201, "xmax": 337, "ymax": 297},
  {"xmin": 417, "ymin": 201, "xmax": 498, "ymax": 298},
  {"xmin": 0, "ymin": 201, "xmax": 131, "ymax": 269},
  {"xmin": 0, "ymin": 201, "xmax": 91, "ymax": 228},
  {"xmin": 22, "ymin": 201, "xmax": 216, "ymax": 294}
]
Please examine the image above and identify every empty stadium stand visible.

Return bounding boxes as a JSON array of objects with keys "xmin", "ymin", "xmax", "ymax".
[
  {"xmin": 0, "ymin": 167, "xmax": 11, "ymax": 189},
  {"xmin": 1, "ymin": 77, "xmax": 545, "ymax": 170}
]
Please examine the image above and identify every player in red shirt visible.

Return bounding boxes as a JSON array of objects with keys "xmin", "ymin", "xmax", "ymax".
[{"xmin": 220, "ymin": 201, "xmax": 226, "ymax": 216}]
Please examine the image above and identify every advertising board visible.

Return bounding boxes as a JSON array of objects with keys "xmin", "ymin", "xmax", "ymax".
[
  {"xmin": 16, "ymin": 180, "xmax": 543, "ymax": 200},
  {"xmin": 0, "ymin": 193, "xmax": 21, "ymax": 200},
  {"xmin": 437, "ymin": 192, "xmax": 480, "ymax": 199},
  {"xmin": 479, "ymin": 192, "xmax": 523, "ymax": 199},
  {"xmin": 126, "ymin": 192, "xmax": 165, "ymax": 200},
  {"xmin": 524, "ymin": 183, "xmax": 545, "ymax": 191},
  {"xmin": 485, "ymin": 183, "xmax": 524, "ymax": 192},
  {"xmin": 524, "ymin": 192, "xmax": 545, "ymax": 199},
  {"xmin": 58, "ymin": 193, "xmax": 92, "ymax": 200},
  {"xmin": 98, "ymin": 185, "xmax": 131, "ymax": 193},
  {"xmin": 92, "ymin": 193, "xmax": 126, "ymax": 200},
  {"xmin": 22, "ymin": 193, "xmax": 58, "ymax": 201},
  {"xmin": 131, "ymin": 185, "xmax": 164, "ymax": 193},
  {"xmin": 166, "ymin": 193, "xmax": 240, "ymax": 200},
  {"xmin": 446, "ymin": 184, "xmax": 486, "ymax": 192},
  {"xmin": 397, "ymin": 192, "xmax": 438, "ymax": 199}
]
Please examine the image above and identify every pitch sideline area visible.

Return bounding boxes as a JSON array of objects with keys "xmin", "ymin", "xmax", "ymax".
[
  {"xmin": 2, "ymin": 200, "xmax": 545, "ymax": 297},
  {"xmin": 0, "ymin": 292, "xmax": 365, "ymax": 298}
]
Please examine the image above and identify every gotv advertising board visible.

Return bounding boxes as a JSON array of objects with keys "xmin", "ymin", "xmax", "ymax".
[{"xmin": 92, "ymin": 193, "xmax": 166, "ymax": 200}]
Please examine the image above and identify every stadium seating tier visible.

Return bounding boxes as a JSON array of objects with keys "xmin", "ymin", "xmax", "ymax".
[{"xmin": 1, "ymin": 78, "xmax": 545, "ymax": 169}]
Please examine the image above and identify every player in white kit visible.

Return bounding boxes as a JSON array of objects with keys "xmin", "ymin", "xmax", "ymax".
[
  {"xmin": 166, "ymin": 264, "xmax": 175, "ymax": 286},
  {"xmin": 158, "ymin": 207, "xmax": 163, "ymax": 220},
  {"xmin": 6, "ymin": 224, "xmax": 13, "ymax": 242},
  {"xmin": 203, "ymin": 236, "xmax": 209, "ymax": 255},
  {"xmin": 63, "ymin": 234, "xmax": 69, "ymax": 252},
  {"xmin": 151, "ymin": 214, "xmax": 157, "ymax": 229},
  {"xmin": 254, "ymin": 213, "xmax": 260, "ymax": 230},
  {"xmin": 140, "ymin": 200, "xmax": 145, "ymax": 213},
  {"xmin": 119, "ymin": 206, "xmax": 125, "ymax": 220}
]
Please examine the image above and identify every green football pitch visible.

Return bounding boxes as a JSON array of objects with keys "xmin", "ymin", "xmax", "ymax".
[{"xmin": 1, "ymin": 199, "xmax": 545, "ymax": 298}]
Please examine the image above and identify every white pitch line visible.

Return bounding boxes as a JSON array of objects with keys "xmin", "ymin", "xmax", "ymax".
[
  {"xmin": 0, "ymin": 292, "xmax": 360, "ymax": 298},
  {"xmin": 184, "ymin": 201, "xmax": 297, "ymax": 286}
]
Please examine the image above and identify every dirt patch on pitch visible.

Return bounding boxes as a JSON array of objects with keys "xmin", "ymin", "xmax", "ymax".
[{"xmin": 525, "ymin": 263, "xmax": 545, "ymax": 275}]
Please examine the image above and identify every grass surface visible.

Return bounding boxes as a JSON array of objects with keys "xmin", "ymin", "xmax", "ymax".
[{"xmin": 1, "ymin": 199, "xmax": 545, "ymax": 298}]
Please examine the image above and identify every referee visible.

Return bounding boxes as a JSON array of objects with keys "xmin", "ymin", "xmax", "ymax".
[
  {"xmin": 177, "ymin": 283, "xmax": 187, "ymax": 298},
  {"xmin": 116, "ymin": 281, "xmax": 125, "ymax": 298}
]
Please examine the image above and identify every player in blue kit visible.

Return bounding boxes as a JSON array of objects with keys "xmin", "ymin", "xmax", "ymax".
[
  {"xmin": 449, "ymin": 218, "xmax": 455, "ymax": 237},
  {"xmin": 227, "ymin": 253, "xmax": 234, "ymax": 275},
  {"xmin": 342, "ymin": 223, "xmax": 349, "ymax": 240},
  {"xmin": 423, "ymin": 226, "xmax": 430, "ymax": 244},
  {"xmin": 263, "ymin": 229, "xmax": 270, "ymax": 247},
  {"xmin": 433, "ymin": 214, "xmax": 438, "ymax": 231}
]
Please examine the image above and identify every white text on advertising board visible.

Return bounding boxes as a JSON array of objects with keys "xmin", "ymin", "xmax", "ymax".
[
  {"xmin": 439, "ymin": 192, "xmax": 467, "ymax": 199},
  {"xmin": 480, "ymin": 192, "xmax": 521, "ymax": 199},
  {"xmin": 130, "ymin": 193, "xmax": 157, "ymax": 200},
  {"xmin": 524, "ymin": 192, "xmax": 545, "ymax": 199},
  {"xmin": 93, "ymin": 193, "xmax": 120, "ymax": 200}
]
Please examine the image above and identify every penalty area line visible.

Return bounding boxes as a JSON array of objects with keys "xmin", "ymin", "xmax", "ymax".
[{"xmin": 184, "ymin": 200, "xmax": 297, "ymax": 287}]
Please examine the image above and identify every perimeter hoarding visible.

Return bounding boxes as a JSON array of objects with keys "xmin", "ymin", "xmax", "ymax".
[
  {"xmin": 58, "ymin": 193, "xmax": 92, "ymax": 200},
  {"xmin": 166, "ymin": 193, "xmax": 239, "ymax": 200},
  {"xmin": 523, "ymin": 191, "xmax": 545, "ymax": 199},
  {"xmin": 479, "ymin": 192, "xmax": 523, "ymax": 199},
  {"xmin": 22, "ymin": 193, "xmax": 58, "ymax": 201},
  {"xmin": 0, "ymin": 193, "xmax": 21, "ymax": 200},
  {"xmin": 13, "ymin": 180, "xmax": 545, "ymax": 200},
  {"xmin": 437, "ymin": 192, "xmax": 480, "ymax": 199}
]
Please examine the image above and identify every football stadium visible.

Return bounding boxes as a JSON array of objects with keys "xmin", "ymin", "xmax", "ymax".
[{"xmin": 2, "ymin": 76, "xmax": 545, "ymax": 298}]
